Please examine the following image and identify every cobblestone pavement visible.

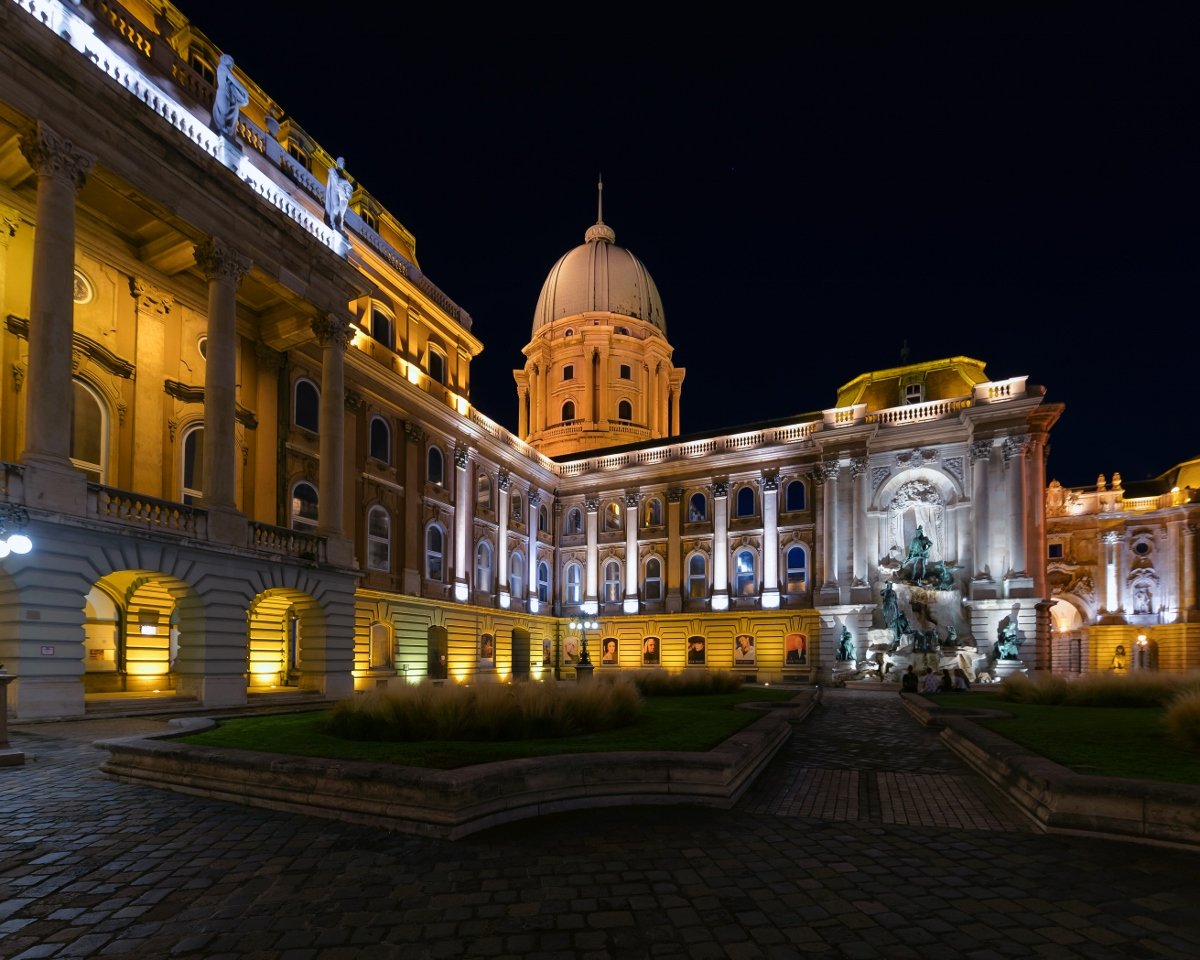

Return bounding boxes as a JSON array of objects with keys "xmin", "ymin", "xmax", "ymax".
[{"xmin": 2, "ymin": 688, "xmax": 1199, "ymax": 959}]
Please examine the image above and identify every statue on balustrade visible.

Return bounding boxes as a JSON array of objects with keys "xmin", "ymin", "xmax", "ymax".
[
  {"xmin": 211, "ymin": 54, "xmax": 250, "ymax": 138},
  {"xmin": 324, "ymin": 157, "xmax": 353, "ymax": 234}
]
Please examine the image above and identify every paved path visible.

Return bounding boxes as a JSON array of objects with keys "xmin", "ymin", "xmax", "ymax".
[{"xmin": 2, "ymin": 688, "xmax": 1198, "ymax": 959}]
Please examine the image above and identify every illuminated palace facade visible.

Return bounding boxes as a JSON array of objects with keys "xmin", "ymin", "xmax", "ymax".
[{"xmin": 1, "ymin": 0, "xmax": 1196, "ymax": 720}]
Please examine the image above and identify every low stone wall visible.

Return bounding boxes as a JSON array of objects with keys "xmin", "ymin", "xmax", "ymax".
[
  {"xmin": 902, "ymin": 694, "xmax": 1200, "ymax": 849},
  {"xmin": 98, "ymin": 694, "xmax": 816, "ymax": 840}
]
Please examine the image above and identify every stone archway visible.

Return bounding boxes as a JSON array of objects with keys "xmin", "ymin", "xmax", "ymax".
[{"xmin": 247, "ymin": 587, "xmax": 324, "ymax": 690}]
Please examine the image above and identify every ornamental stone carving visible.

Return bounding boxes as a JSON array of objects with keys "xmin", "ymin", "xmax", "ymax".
[
  {"xmin": 814, "ymin": 460, "xmax": 840, "ymax": 486},
  {"xmin": 2, "ymin": 206, "xmax": 19, "ymax": 241},
  {"xmin": 970, "ymin": 438, "xmax": 992, "ymax": 464},
  {"xmin": 129, "ymin": 278, "xmax": 173, "ymax": 317},
  {"xmin": 850, "ymin": 457, "xmax": 869, "ymax": 480},
  {"xmin": 759, "ymin": 472, "xmax": 779, "ymax": 491},
  {"xmin": 310, "ymin": 314, "xmax": 352, "ymax": 350},
  {"xmin": 529, "ymin": 490, "xmax": 542, "ymax": 508},
  {"xmin": 453, "ymin": 446, "xmax": 470, "ymax": 470},
  {"xmin": 871, "ymin": 466, "xmax": 890, "ymax": 494},
  {"xmin": 497, "ymin": 469, "xmax": 511, "ymax": 491},
  {"xmin": 942, "ymin": 456, "xmax": 964, "ymax": 489},
  {"xmin": 711, "ymin": 481, "xmax": 729, "ymax": 498},
  {"xmin": 584, "ymin": 496, "xmax": 599, "ymax": 512},
  {"xmin": 19, "ymin": 123, "xmax": 95, "ymax": 190},
  {"xmin": 194, "ymin": 238, "xmax": 250, "ymax": 286},
  {"xmin": 624, "ymin": 492, "xmax": 641, "ymax": 508},
  {"xmin": 404, "ymin": 421, "xmax": 425, "ymax": 444},
  {"xmin": 666, "ymin": 487, "xmax": 683, "ymax": 503},
  {"xmin": 1002, "ymin": 435, "xmax": 1031, "ymax": 462}
]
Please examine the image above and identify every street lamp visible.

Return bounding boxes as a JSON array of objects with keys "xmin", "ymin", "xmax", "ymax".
[
  {"xmin": 0, "ymin": 504, "xmax": 32, "ymax": 559},
  {"xmin": 568, "ymin": 618, "xmax": 598, "ymax": 683}
]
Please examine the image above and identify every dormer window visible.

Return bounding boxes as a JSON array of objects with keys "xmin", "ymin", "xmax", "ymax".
[
  {"xmin": 189, "ymin": 50, "xmax": 215, "ymax": 86},
  {"xmin": 904, "ymin": 383, "xmax": 924, "ymax": 405},
  {"xmin": 361, "ymin": 208, "xmax": 378, "ymax": 232},
  {"xmin": 287, "ymin": 142, "xmax": 311, "ymax": 172}
]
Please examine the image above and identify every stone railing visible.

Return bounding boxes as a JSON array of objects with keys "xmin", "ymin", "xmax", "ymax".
[
  {"xmin": 865, "ymin": 397, "xmax": 972, "ymax": 426},
  {"xmin": 91, "ymin": 485, "xmax": 206, "ymax": 537},
  {"xmin": 250, "ymin": 521, "xmax": 325, "ymax": 563},
  {"xmin": 974, "ymin": 376, "xmax": 1028, "ymax": 402}
]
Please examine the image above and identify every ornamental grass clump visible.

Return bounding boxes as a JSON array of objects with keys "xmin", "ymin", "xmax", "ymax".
[
  {"xmin": 630, "ymin": 669, "xmax": 744, "ymax": 696},
  {"xmin": 999, "ymin": 670, "xmax": 1200, "ymax": 708},
  {"xmin": 1166, "ymin": 689, "xmax": 1200, "ymax": 752},
  {"xmin": 323, "ymin": 677, "xmax": 642, "ymax": 742}
]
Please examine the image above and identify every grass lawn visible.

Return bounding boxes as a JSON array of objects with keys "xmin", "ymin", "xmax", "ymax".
[
  {"xmin": 177, "ymin": 688, "xmax": 798, "ymax": 769},
  {"xmin": 956, "ymin": 693, "xmax": 1200, "ymax": 786}
]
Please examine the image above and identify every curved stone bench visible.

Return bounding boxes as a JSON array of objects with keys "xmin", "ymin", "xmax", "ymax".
[{"xmin": 97, "ymin": 692, "xmax": 817, "ymax": 840}]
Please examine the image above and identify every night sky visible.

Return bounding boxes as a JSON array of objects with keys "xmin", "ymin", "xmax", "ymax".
[{"xmin": 193, "ymin": 3, "xmax": 1197, "ymax": 489}]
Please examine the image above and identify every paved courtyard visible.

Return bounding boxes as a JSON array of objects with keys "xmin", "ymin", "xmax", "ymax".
[{"xmin": 2, "ymin": 687, "xmax": 1198, "ymax": 959}]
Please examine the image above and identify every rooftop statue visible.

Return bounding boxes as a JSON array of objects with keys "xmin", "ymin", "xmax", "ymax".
[
  {"xmin": 325, "ymin": 157, "xmax": 353, "ymax": 234},
  {"xmin": 211, "ymin": 54, "xmax": 250, "ymax": 139}
]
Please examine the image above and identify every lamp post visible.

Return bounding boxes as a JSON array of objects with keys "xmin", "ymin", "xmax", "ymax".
[
  {"xmin": 0, "ymin": 504, "xmax": 33, "ymax": 559},
  {"xmin": 568, "ymin": 618, "xmax": 597, "ymax": 683}
]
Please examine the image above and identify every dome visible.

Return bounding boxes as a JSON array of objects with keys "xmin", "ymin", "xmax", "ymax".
[{"xmin": 531, "ymin": 192, "xmax": 666, "ymax": 337}]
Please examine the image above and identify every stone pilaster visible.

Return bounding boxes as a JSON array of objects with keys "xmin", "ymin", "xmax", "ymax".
[
  {"xmin": 311, "ymin": 313, "xmax": 353, "ymax": 566},
  {"xmin": 130, "ymin": 278, "xmax": 173, "ymax": 498}
]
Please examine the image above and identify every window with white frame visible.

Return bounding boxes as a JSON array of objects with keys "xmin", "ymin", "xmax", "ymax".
[
  {"xmin": 537, "ymin": 560, "xmax": 551, "ymax": 602},
  {"xmin": 294, "ymin": 378, "xmax": 319, "ymax": 432},
  {"xmin": 70, "ymin": 379, "xmax": 107, "ymax": 483},
  {"xmin": 688, "ymin": 553, "xmax": 708, "ymax": 599},
  {"xmin": 510, "ymin": 551, "xmax": 524, "ymax": 599},
  {"xmin": 428, "ymin": 446, "xmax": 444, "ymax": 486},
  {"xmin": 428, "ymin": 346, "xmax": 446, "ymax": 384},
  {"xmin": 785, "ymin": 545, "xmax": 807, "ymax": 592},
  {"xmin": 603, "ymin": 560, "xmax": 622, "ymax": 603},
  {"xmin": 736, "ymin": 486, "xmax": 755, "ymax": 517},
  {"xmin": 181, "ymin": 424, "xmax": 203, "ymax": 505},
  {"xmin": 564, "ymin": 562, "xmax": 583, "ymax": 604},
  {"xmin": 785, "ymin": 479, "xmax": 806, "ymax": 512},
  {"xmin": 904, "ymin": 382, "xmax": 923, "ymax": 404},
  {"xmin": 644, "ymin": 556, "xmax": 662, "ymax": 601},
  {"xmin": 291, "ymin": 481, "xmax": 319, "ymax": 531},
  {"xmin": 688, "ymin": 492, "xmax": 707, "ymax": 522},
  {"xmin": 475, "ymin": 540, "xmax": 493, "ymax": 593},
  {"xmin": 734, "ymin": 549, "xmax": 757, "ymax": 596},
  {"xmin": 426, "ymin": 524, "xmax": 445, "ymax": 580},
  {"xmin": 366, "ymin": 506, "xmax": 391, "ymax": 571},
  {"xmin": 369, "ymin": 416, "xmax": 391, "ymax": 463}
]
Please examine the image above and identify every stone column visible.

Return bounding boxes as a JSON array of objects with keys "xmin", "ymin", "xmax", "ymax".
[
  {"xmin": 598, "ymin": 344, "xmax": 611, "ymax": 425},
  {"xmin": 1184, "ymin": 523, "xmax": 1197, "ymax": 621},
  {"xmin": 311, "ymin": 314, "xmax": 352, "ymax": 564},
  {"xmin": 670, "ymin": 384, "xmax": 681, "ymax": 436},
  {"xmin": 623, "ymin": 492, "xmax": 640, "ymax": 613},
  {"xmin": 497, "ymin": 469, "xmax": 511, "ymax": 608},
  {"xmin": 583, "ymin": 347, "xmax": 595, "ymax": 424},
  {"xmin": 817, "ymin": 460, "xmax": 840, "ymax": 603},
  {"xmin": 527, "ymin": 489, "xmax": 540, "ymax": 612},
  {"xmin": 585, "ymin": 495, "xmax": 599, "ymax": 612},
  {"xmin": 970, "ymin": 439, "xmax": 993, "ymax": 587},
  {"xmin": 537, "ymin": 361, "xmax": 548, "ymax": 431},
  {"xmin": 194, "ymin": 237, "xmax": 250, "ymax": 540},
  {"xmin": 130, "ymin": 279, "xmax": 173, "ymax": 498},
  {"xmin": 453, "ymin": 444, "xmax": 471, "ymax": 602},
  {"xmin": 1003, "ymin": 435, "xmax": 1030, "ymax": 578},
  {"xmin": 850, "ymin": 456, "xmax": 869, "ymax": 590},
  {"xmin": 517, "ymin": 386, "xmax": 528, "ymax": 438},
  {"xmin": 666, "ymin": 487, "xmax": 683, "ymax": 613},
  {"xmin": 760, "ymin": 473, "xmax": 780, "ymax": 607},
  {"xmin": 711, "ymin": 481, "xmax": 729, "ymax": 610},
  {"xmin": 402, "ymin": 422, "xmax": 423, "ymax": 595},
  {"xmin": 18, "ymin": 124, "xmax": 94, "ymax": 510},
  {"xmin": 1102, "ymin": 531, "xmax": 1120, "ymax": 614},
  {"xmin": 656, "ymin": 363, "xmax": 668, "ymax": 437}
]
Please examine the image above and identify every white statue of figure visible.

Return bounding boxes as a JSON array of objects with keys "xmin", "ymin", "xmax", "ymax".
[
  {"xmin": 211, "ymin": 54, "xmax": 250, "ymax": 138},
  {"xmin": 324, "ymin": 157, "xmax": 353, "ymax": 233}
]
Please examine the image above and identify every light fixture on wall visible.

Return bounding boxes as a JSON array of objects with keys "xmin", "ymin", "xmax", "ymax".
[
  {"xmin": 0, "ymin": 504, "xmax": 32, "ymax": 558},
  {"xmin": 138, "ymin": 609, "xmax": 160, "ymax": 636}
]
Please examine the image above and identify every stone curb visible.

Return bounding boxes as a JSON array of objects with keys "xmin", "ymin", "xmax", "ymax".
[
  {"xmin": 901, "ymin": 692, "xmax": 1200, "ymax": 849},
  {"xmin": 97, "ymin": 690, "xmax": 819, "ymax": 840}
]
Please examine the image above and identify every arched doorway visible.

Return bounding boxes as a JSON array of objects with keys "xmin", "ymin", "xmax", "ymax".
[
  {"xmin": 85, "ymin": 571, "xmax": 189, "ymax": 695},
  {"xmin": 247, "ymin": 588, "xmax": 322, "ymax": 690}
]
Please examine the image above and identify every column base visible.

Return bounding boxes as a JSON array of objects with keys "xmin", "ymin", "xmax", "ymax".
[
  {"xmin": 711, "ymin": 593, "xmax": 729, "ymax": 612},
  {"xmin": 300, "ymin": 670, "xmax": 353, "ymax": 700},
  {"xmin": 9, "ymin": 675, "xmax": 85, "ymax": 720},
  {"xmin": 176, "ymin": 674, "xmax": 246, "ymax": 709},
  {"xmin": 18, "ymin": 458, "xmax": 87, "ymax": 515},
  {"xmin": 205, "ymin": 505, "xmax": 248, "ymax": 547},
  {"xmin": 322, "ymin": 534, "xmax": 356, "ymax": 569},
  {"xmin": 761, "ymin": 589, "xmax": 780, "ymax": 609}
]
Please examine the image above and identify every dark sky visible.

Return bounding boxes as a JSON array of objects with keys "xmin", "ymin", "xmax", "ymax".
[{"xmin": 194, "ymin": 2, "xmax": 1198, "ymax": 489}]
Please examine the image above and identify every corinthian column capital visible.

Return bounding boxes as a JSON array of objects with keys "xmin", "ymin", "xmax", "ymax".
[
  {"xmin": 310, "ymin": 313, "xmax": 352, "ymax": 349},
  {"xmin": 194, "ymin": 238, "xmax": 250, "ymax": 286},
  {"xmin": 19, "ymin": 122, "xmax": 95, "ymax": 191}
]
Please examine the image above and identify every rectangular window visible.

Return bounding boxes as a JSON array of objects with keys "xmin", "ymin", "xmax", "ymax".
[
  {"xmin": 1048, "ymin": 543, "xmax": 1064, "ymax": 559},
  {"xmin": 619, "ymin": 364, "xmax": 632, "ymax": 380},
  {"xmin": 904, "ymin": 383, "xmax": 923, "ymax": 404}
]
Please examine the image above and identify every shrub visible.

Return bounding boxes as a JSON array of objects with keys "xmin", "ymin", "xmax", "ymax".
[
  {"xmin": 998, "ymin": 671, "xmax": 1200, "ymax": 708},
  {"xmin": 628, "ymin": 669, "xmax": 743, "ymax": 697},
  {"xmin": 1166, "ymin": 690, "xmax": 1200, "ymax": 752},
  {"xmin": 322, "ymin": 677, "xmax": 643, "ymax": 742}
]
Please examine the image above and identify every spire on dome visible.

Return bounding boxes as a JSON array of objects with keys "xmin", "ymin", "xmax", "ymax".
[{"xmin": 585, "ymin": 174, "xmax": 616, "ymax": 244}]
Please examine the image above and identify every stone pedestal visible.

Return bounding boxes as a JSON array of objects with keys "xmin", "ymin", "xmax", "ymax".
[{"xmin": 992, "ymin": 659, "xmax": 1027, "ymax": 681}]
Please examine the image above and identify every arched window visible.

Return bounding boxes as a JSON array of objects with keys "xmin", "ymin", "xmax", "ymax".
[
  {"xmin": 644, "ymin": 556, "xmax": 662, "ymax": 601},
  {"xmin": 734, "ymin": 549, "xmax": 757, "ymax": 596},
  {"xmin": 369, "ymin": 416, "xmax": 391, "ymax": 463},
  {"xmin": 427, "ymin": 346, "xmax": 446, "ymax": 384},
  {"xmin": 604, "ymin": 501, "xmax": 622, "ymax": 531},
  {"xmin": 564, "ymin": 562, "xmax": 583, "ymax": 604},
  {"xmin": 736, "ymin": 486, "xmax": 755, "ymax": 517},
  {"xmin": 475, "ymin": 540, "xmax": 493, "ymax": 593},
  {"xmin": 181, "ymin": 424, "xmax": 203, "ymax": 505},
  {"xmin": 70, "ymin": 378, "xmax": 107, "ymax": 483},
  {"xmin": 427, "ymin": 446, "xmax": 444, "ymax": 486},
  {"xmin": 510, "ymin": 551, "xmax": 524, "ymax": 599},
  {"xmin": 617, "ymin": 399, "xmax": 632, "ymax": 421},
  {"xmin": 565, "ymin": 507, "xmax": 583, "ymax": 534},
  {"xmin": 366, "ymin": 506, "xmax": 391, "ymax": 571},
  {"xmin": 561, "ymin": 400, "xmax": 576, "ymax": 422},
  {"xmin": 294, "ymin": 378, "xmax": 319, "ymax": 433},
  {"xmin": 476, "ymin": 473, "xmax": 493, "ymax": 510},
  {"xmin": 539, "ymin": 505, "xmax": 549, "ymax": 533},
  {"xmin": 425, "ymin": 524, "xmax": 445, "ymax": 581},
  {"xmin": 511, "ymin": 493, "xmax": 524, "ymax": 522},
  {"xmin": 291, "ymin": 481, "xmax": 318, "ymax": 531},
  {"xmin": 615, "ymin": 325, "xmax": 629, "ymax": 336},
  {"xmin": 688, "ymin": 553, "xmax": 708, "ymax": 599},
  {"xmin": 786, "ymin": 545, "xmax": 807, "ymax": 593},
  {"xmin": 603, "ymin": 560, "xmax": 622, "ymax": 603},
  {"xmin": 643, "ymin": 497, "xmax": 662, "ymax": 527},
  {"xmin": 537, "ymin": 560, "xmax": 551, "ymax": 602},
  {"xmin": 688, "ymin": 492, "xmax": 707, "ymax": 522},
  {"xmin": 370, "ymin": 308, "xmax": 394, "ymax": 350},
  {"xmin": 785, "ymin": 479, "xmax": 806, "ymax": 512}
]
